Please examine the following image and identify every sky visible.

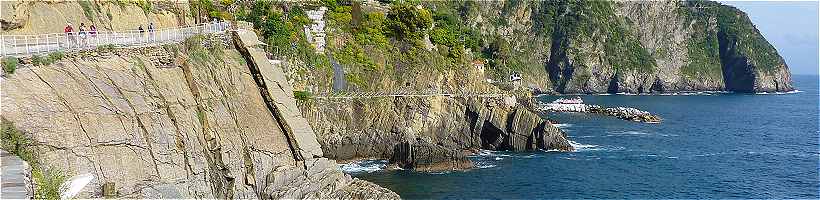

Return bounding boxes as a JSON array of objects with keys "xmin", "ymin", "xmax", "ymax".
[{"xmin": 720, "ymin": 1, "xmax": 819, "ymax": 75}]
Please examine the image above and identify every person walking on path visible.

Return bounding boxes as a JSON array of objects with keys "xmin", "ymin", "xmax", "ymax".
[
  {"xmin": 64, "ymin": 23, "xmax": 74, "ymax": 48},
  {"xmin": 148, "ymin": 22, "xmax": 155, "ymax": 42},
  {"xmin": 138, "ymin": 25, "xmax": 145, "ymax": 43},
  {"xmin": 89, "ymin": 24, "xmax": 97, "ymax": 47},
  {"xmin": 78, "ymin": 23, "xmax": 87, "ymax": 47}
]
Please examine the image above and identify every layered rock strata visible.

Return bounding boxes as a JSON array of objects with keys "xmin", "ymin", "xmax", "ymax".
[
  {"xmin": 0, "ymin": 34, "xmax": 398, "ymax": 198},
  {"xmin": 300, "ymin": 96, "xmax": 574, "ymax": 171}
]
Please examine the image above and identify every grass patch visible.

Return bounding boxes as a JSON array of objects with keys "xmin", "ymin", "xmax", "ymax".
[
  {"xmin": 1, "ymin": 118, "xmax": 66, "ymax": 200},
  {"xmin": 96, "ymin": 44, "xmax": 116, "ymax": 52},
  {"xmin": 31, "ymin": 52, "xmax": 65, "ymax": 66},
  {"xmin": 2, "ymin": 57, "xmax": 19, "ymax": 75},
  {"xmin": 293, "ymin": 91, "xmax": 312, "ymax": 102}
]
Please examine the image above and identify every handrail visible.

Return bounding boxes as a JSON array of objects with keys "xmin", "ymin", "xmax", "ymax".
[{"xmin": 1, "ymin": 21, "xmax": 241, "ymax": 57}]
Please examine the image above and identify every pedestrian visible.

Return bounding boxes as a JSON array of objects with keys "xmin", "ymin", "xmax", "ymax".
[
  {"xmin": 138, "ymin": 25, "xmax": 145, "ymax": 43},
  {"xmin": 148, "ymin": 22, "xmax": 155, "ymax": 41},
  {"xmin": 64, "ymin": 23, "xmax": 74, "ymax": 48},
  {"xmin": 89, "ymin": 24, "xmax": 97, "ymax": 46},
  {"xmin": 89, "ymin": 24, "xmax": 97, "ymax": 36},
  {"xmin": 78, "ymin": 23, "xmax": 87, "ymax": 47}
]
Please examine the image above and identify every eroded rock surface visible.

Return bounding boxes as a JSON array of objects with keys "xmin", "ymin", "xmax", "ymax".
[
  {"xmin": 300, "ymin": 96, "xmax": 573, "ymax": 171},
  {"xmin": 0, "ymin": 35, "xmax": 397, "ymax": 198}
]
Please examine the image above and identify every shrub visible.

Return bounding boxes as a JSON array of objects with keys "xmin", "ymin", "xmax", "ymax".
[
  {"xmin": 384, "ymin": 4, "xmax": 433, "ymax": 42},
  {"xmin": 32, "ymin": 168, "xmax": 66, "ymax": 200},
  {"xmin": 2, "ymin": 57, "xmax": 18, "ymax": 74},
  {"xmin": 47, "ymin": 52, "xmax": 64, "ymax": 62},
  {"xmin": 31, "ymin": 55, "xmax": 45, "ymax": 66},
  {"xmin": 293, "ymin": 91, "xmax": 312, "ymax": 101},
  {"xmin": 96, "ymin": 44, "xmax": 116, "ymax": 52},
  {"xmin": 1, "ymin": 118, "xmax": 35, "ymax": 162}
]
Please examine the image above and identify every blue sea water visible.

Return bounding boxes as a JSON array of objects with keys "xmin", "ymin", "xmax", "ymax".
[{"xmin": 348, "ymin": 75, "xmax": 819, "ymax": 199}]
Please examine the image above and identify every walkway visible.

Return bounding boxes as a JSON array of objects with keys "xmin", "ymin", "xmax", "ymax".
[
  {"xmin": 313, "ymin": 91, "xmax": 506, "ymax": 99},
  {"xmin": 0, "ymin": 21, "xmax": 251, "ymax": 57},
  {"xmin": 1, "ymin": 150, "xmax": 33, "ymax": 199}
]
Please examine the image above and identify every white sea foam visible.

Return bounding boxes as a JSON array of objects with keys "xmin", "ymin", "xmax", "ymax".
[
  {"xmin": 339, "ymin": 159, "xmax": 388, "ymax": 173},
  {"xmin": 756, "ymin": 90, "xmax": 803, "ymax": 95},
  {"xmin": 494, "ymin": 157, "xmax": 504, "ymax": 161},
  {"xmin": 477, "ymin": 164, "xmax": 497, "ymax": 169},
  {"xmin": 610, "ymin": 131, "xmax": 650, "ymax": 135},
  {"xmin": 569, "ymin": 140, "xmax": 599, "ymax": 151},
  {"xmin": 553, "ymin": 123, "xmax": 573, "ymax": 129}
]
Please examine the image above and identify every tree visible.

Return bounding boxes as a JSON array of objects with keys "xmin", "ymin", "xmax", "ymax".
[{"xmin": 384, "ymin": 4, "xmax": 432, "ymax": 41}]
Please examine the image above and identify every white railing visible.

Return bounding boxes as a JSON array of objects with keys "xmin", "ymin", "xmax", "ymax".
[{"xmin": 1, "ymin": 21, "xmax": 236, "ymax": 57}]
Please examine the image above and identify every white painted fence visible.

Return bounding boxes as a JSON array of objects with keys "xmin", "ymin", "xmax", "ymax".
[{"xmin": 1, "ymin": 21, "xmax": 240, "ymax": 57}]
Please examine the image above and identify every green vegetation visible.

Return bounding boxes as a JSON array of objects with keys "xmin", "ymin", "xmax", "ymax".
[
  {"xmin": 31, "ymin": 52, "xmax": 65, "ymax": 66},
  {"xmin": 1, "ymin": 118, "xmax": 66, "ymax": 200},
  {"xmin": 236, "ymin": 1, "xmax": 327, "ymax": 69},
  {"xmin": 556, "ymin": 1, "xmax": 655, "ymax": 73},
  {"xmin": 384, "ymin": 4, "xmax": 433, "ymax": 43},
  {"xmin": 135, "ymin": 0, "xmax": 151, "ymax": 14},
  {"xmin": 78, "ymin": 0, "xmax": 96, "ymax": 20},
  {"xmin": 293, "ymin": 91, "xmax": 312, "ymax": 101},
  {"xmin": 33, "ymin": 168, "xmax": 66, "ymax": 200},
  {"xmin": 96, "ymin": 44, "xmax": 116, "ymax": 52},
  {"xmin": 191, "ymin": 0, "xmax": 234, "ymax": 22},
  {"xmin": 2, "ymin": 57, "xmax": 18, "ymax": 75},
  {"xmin": 681, "ymin": 1, "xmax": 782, "ymax": 74}
]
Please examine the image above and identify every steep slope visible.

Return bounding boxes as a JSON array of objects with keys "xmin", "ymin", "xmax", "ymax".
[
  {"xmin": 0, "ymin": 35, "xmax": 397, "ymax": 198},
  {"xmin": 1, "ymin": 1, "xmax": 190, "ymax": 34},
  {"xmin": 436, "ymin": 0, "xmax": 792, "ymax": 93}
]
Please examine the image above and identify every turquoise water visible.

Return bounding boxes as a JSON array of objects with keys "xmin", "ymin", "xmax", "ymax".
[{"xmin": 349, "ymin": 75, "xmax": 819, "ymax": 199}]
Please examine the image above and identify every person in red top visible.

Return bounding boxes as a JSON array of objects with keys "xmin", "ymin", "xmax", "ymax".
[{"xmin": 64, "ymin": 23, "xmax": 74, "ymax": 48}]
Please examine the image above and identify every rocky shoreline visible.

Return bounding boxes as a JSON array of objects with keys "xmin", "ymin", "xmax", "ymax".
[
  {"xmin": 535, "ymin": 97, "xmax": 662, "ymax": 123},
  {"xmin": 300, "ymin": 96, "xmax": 575, "ymax": 172}
]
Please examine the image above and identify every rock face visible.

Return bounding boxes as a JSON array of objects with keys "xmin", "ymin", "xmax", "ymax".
[
  {"xmin": 447, "ymin": 0, "xmax": 792, "ymax": 93},
  {"xmin": 0, "ymin": 35, "xmax": 397, "ymax": 198},
  {"xmin": 1, "ymin": 1, "xmax": 190, "ymax": 34},
  {"xmin": 299, "ymin": 96, "xmax": 573, "ymax": 171}
]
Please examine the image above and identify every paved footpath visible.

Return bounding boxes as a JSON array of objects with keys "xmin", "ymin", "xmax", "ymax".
[{"xmin": 1, "ymin": 150, "xmax": 33, "ymax": 199}]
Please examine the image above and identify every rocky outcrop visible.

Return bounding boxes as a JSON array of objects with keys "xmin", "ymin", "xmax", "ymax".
[
  {"xmin": 0, "ymin": 34, "xmax": 397, "ymax": 198},
  {"xmin": 300, "ymin": 96, "xmax": 573, "ymax": 171}
]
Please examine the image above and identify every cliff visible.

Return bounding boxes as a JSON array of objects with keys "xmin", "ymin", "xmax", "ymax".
[
  {"xmin": 270, "ymin": 1, "xmax": 792, "ymax": 95},
  {"xmin": 456, "ymin": 0, "xmax": 792, "ymax": 93},
  {"xmin": 299, "ymin": 96, "xmax": 573, "ymax": 171},
  {"xmin": 0, "ymin": 32, "xmax": 397, "ymax": 198}
]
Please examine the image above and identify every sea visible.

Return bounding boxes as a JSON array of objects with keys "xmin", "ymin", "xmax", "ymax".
[{"xmin": 342, "ymin": 75, "xmax": 819, "ymax": 199}]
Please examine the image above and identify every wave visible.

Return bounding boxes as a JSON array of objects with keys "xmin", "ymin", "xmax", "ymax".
[
  {"xmin": 339, "ymin": 159, "xmax": 388, "ymax": 173},
  {"xmin": 569, "ymin": 140, "xmax": 599, "ymax": 151},
  {"xmin": 604, "ymin": 131, "xmax": 678, "ymax": 137},
  {"xmin": 553, "ymin": 123, "xmax": 573, "ymax": 129},
  {"xmin": 610, "ymin": 131, "xmax": 650, "ymax": 135},
  {"xmin": 756, "ymin": 90, "xmax": 803, "ymax": 95},
  {"xmin": 569, "ymin": 140, "xmax": 626, "ymax": 152}
]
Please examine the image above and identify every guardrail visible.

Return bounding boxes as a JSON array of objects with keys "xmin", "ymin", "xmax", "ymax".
[{"xmin": 0, "ymin": 21, "xmax": 237, "ymax": 57}]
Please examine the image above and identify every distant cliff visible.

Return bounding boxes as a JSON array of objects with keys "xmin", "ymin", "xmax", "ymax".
[
  {"xmin": 258, "ymin": 0, "xmax": 792, "ymax": 96},
  {"xmin": 457, "ymin": 0, "xmax": 792, "ymax": 93}
]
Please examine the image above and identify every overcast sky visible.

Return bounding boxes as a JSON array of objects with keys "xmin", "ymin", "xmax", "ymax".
[{"xmin": 720, "ymin": 1, "xmax": 819, "ymax": 75}]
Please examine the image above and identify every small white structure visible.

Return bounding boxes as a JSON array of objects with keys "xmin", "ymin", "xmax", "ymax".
[{"xmin": 304, "ymin": 7, "xmax": 327, "ymax": 53}]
